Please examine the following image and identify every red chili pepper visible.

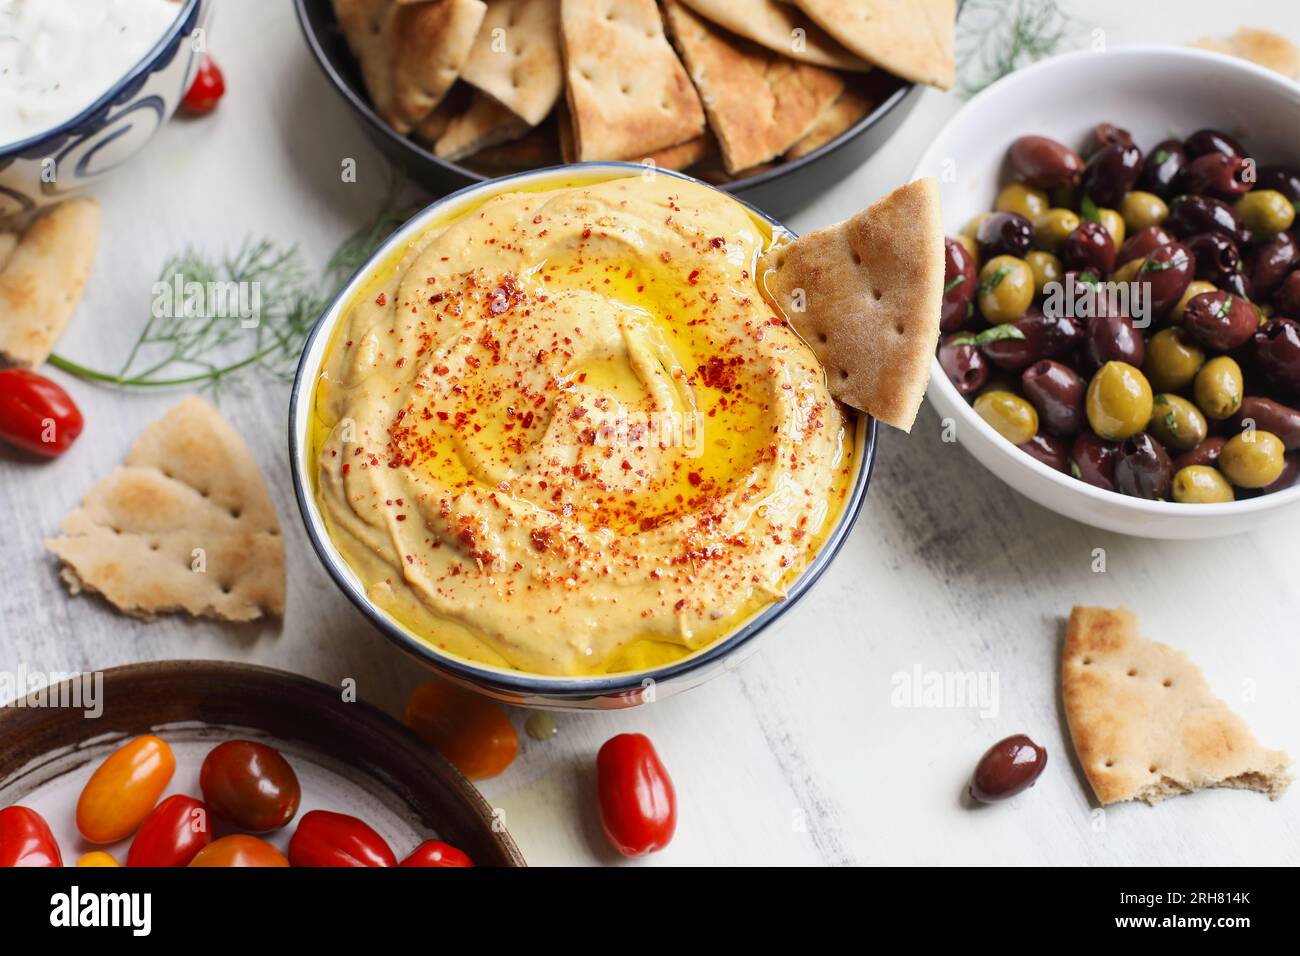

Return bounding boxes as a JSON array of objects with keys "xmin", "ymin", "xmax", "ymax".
[
  {"xmin": 182, "ymin": 54, "xmax": 225, "ymax": 115},
  {"xmin": 399, "ymin": 840, "xmax": 473, "ymax": 867},
  {"xmin": 0, "ymin": 806, "xmax": 63, "ymax": 867},
  {"xmin": 287, "ymin": 810, "xmax": 396, "ymax": 867},
  {"xmin": 0, "ymin": 368, "xmax": 83, "ymax": 458},
  {"xmin": 596, "ymin": 733, "xmax": 677, "ymax": 857},
  {"xmin": 126, "ymin": 794, "xmax": 211, "ymax": 867}
]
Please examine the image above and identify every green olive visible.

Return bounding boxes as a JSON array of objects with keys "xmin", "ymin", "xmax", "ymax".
[
  {"xmin": 974, "ymin": 390, "xmax": 1038, "ymax": 445},
  {"xmin": 1219, "ymin": 430, "xmax": 1286, "ymax": 488},
  {"xmin": 1032, "ymin": 208, "xmax": 1080, "ymax": 251},
  {"xmin": 1025, "ymin": 250, "xmax": 1062, "ymax": 295},
  {"xmin": 995, "ymin": 183, "xmax": 1050, "ymax": 220},
  {"xmin": 977, "ymin": 255, "xmax": 1035, "ymax": 324},
  {"xmin": 1097, "ymin": 207, "xmax": 1125, "ymax": 248},
  {"xmin": 1110, "ymin": 257, "xmax": 1144, "ymax": 284},
  {"xmin": 1193, "ymin": 356, "xmax": 1244, "ymax": 420},
  {"xmin": 1171, "ymin": 280, "xmax": 1218, "ymax": 323},
  {"xmin": 1119, "ymin": 190, "xmax": 1169, "ymax": 232},
  {"xmin": 1086, "ymin": 361, "xmax": 1154, "ymax": 440},
  {"xmin": 1171, "ymin": 465, "xmax": 1235, "ymax": 503},
  {"xmin": 1148, "ymin": 393, "xmax": 1208, "ymax": 452},
  {"xmin": 962, "ymin": 211, "xmax": 992, "ymax": 238},
  {"xmin": 1144, "ymin": 327, "xmax": 1206, "ymax": 394},
  {"xmin": 1235, "ymin": 189, "xmax": 1296, "ymax": 236},
  {"xmin": 955, "ymin": 234, "xmax": 979, "ymax": 262}
]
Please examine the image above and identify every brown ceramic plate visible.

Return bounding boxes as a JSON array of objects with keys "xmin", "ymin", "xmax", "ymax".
[{"xmin": 0, "ymin": 660, "xmax": 524, "ymax": 866}]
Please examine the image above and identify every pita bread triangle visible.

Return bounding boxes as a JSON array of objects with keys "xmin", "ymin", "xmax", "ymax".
[
  {"xmin": 46, "ymin": 397, "xmax": 285, "ymax": 622},
  {"xmin": 1063, "ymin": 607, "xmax": 1292, "ymax": 805},
  {"xmin": 794, "ymin": 0, "xmax": 956, "ymax": 90}
]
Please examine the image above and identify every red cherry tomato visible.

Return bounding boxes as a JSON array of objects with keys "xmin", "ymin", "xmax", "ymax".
[
  {"xmin": 181, "ymin": 54, "xmax": 225, "ymax": 115},
  {"xmin": 126, "ymin": 794, "xmax": 211, "ymax": 867},
  {"xmin": 188, "ymin": 835, "xmax": 288, "ymax": 867},
  {"xmin": 0, "ymin": 368, "xmax": 83, "ymax": 458},
  {"xmin": 76, "ymin": 735, "xmax": 175, "ymax": 844},
  {"xmin": 399, "ymin": 840, "xmax": 473, "ymax": 867},
  {"xmin": 199, "ymin": 740, "xmax": 300, "ymax": 832},
  {"xmin": 596, "ymin": 733, "xmax": 676, "ymax": 857},
  {"xmin": 0, "ymin": 806, "xmax": 62, "ymax": 867},
  {"xmin": 288, "ymin": 810, "xmax": 396, "ymax": 867}
]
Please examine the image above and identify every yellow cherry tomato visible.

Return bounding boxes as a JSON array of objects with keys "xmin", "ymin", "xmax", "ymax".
[
  {"xmin": 405, "ymin": 682, "xmax": 519, "ymax": 780},
  {"xmin": 77, "ymin": 851, "xmax": 120, "ymax": 867}
]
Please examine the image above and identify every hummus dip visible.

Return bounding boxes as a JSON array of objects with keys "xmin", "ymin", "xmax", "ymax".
[{"xmin": 312, "ymin": 173, "xmax": 857, "ymax": 677}]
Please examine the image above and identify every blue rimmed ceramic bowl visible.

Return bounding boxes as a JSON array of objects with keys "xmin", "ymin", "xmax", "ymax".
[
  {"xmin": 0, "ymin": 0, "xmax": 210, "ymax": 218},
  {"xmin": 289, "ymin": 163, "xmax": 877, "ymax": 709}
]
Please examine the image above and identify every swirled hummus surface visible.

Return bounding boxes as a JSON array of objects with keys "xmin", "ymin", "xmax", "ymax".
[{"xmin": 312, "ymin": 174, "xmax": 857, "ymax": 676}]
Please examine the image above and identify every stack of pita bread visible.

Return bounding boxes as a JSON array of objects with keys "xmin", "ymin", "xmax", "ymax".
[{"xmin": 332, "ymin": 0, "xmax": 955, "ymax": 179}]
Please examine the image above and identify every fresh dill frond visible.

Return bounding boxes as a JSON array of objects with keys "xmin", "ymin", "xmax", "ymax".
[{"xmin": 955, "ymin": 0, "xmax": 1084, "ymax": 98}]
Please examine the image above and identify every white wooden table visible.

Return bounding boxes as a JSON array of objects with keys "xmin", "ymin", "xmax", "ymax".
[{"xmin": 2, "ymin": 0, "xmax": 1297, "ymax": 866}]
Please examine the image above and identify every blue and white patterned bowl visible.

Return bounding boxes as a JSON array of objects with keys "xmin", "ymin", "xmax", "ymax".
[{"xmin": 0, "ymin": 0, "xmax": 209, "ymax": 218}]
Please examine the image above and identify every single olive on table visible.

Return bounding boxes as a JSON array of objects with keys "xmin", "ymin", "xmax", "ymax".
[
  {"xmin": 968, "ymin": 735, "xmax": 1048, "ymax": 804},
  {"xmin": 938, "ymin": 123, "xmax": 1300, "ymax": 504}
]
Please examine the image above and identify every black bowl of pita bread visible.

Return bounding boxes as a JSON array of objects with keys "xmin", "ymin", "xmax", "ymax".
[{"xmin": 295, "ymin": 0, "xmax": 956, "ymax": 217}]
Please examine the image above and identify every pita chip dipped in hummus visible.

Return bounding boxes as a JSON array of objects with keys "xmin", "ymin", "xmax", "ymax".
[{"xmin": 310, "ymin": 170, "xmax": 941, "ymax": 677}]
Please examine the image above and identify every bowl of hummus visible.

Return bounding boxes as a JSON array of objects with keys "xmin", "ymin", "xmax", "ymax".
[{"xmin": 290, "ymin": 164, "xmax": 877, "ymax": 707}]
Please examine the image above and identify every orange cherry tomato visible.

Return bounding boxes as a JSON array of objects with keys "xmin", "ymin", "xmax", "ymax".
[
  {"xmin": 399, "ymin": 840, "xmax": 473, "ymax": 867},
  {"xmin": 76, "ymin": 851, "xmax": 119, "ymax": 867},
  {"xmin": 188, "ymin": 835, "xmax": 289, "ymax": 867},
  {"xmin": 75, "ymin": 735, "xmax": 175, "ymax": 844},
  {"xmin": 404, "ymin": 682, "xmax": 519, "ymax": 780}
]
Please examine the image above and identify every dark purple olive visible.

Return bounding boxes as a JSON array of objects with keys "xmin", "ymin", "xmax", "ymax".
[
  {"xmin": 1274, "ymin": 270, "xmax": 1300, "ymax": 317},
  {"xmin": 969, "ymin": 734, "xmax": 1048, "ymax": 803},
  {"xmin": 1083, "ymin": 313, "xmax": 1145, "ymax": 370},
  {"xmin": 1255, "ymin": 165, "xmax": 1300, "ymax": 203},
  {"xmin": 1070, "ymin": 430, "xmax": 1121, "ymax": 490},
  {"xmin": 1220, "ymin": 269, "xmax": 1254, "ymax": 301},
  {"xmin": 938, "ymin": 332, "xmax": 988, "ymax": 396},
  {"xmin": 1008, "ymin": 135, "xmax": 1083, "ymax": 189},
  {"xmin": 1136, "ymin": 242, "xmax": 1195, "ymax": 319},
  {"xmin": 1083, "ymin": 141, "xmax": 1143, "ymax": 207},
  {"xmin": 982, "ymin": 308, "xmax": 1083, "ymax": 370},
  {"xmin": 1062, "ymin": 220, "xmax": 1116, "ymax": 275},
  {"xmin": 1183, "ymin": 128, "xmax": 1246, "ymax": 159},
  {"xmin": 1019, "ymin": 433, "xmax": 1069, "ymax": 472},
  {"xmin": 1182, "ymin": 152, "xmax": 1252, "ymax": 201},
  {"xmin": 1247, "ymin": 233, "xmax": 1300, "ymax": 297},
  {"xmin": 941, "ymin": 237, "xmax": 978, "ymax": 332},
  {"xmin": 1183, "ymin": 290, "xmax": 1259, "ymax": 351},
  {"xmin": 1166, "ymin": 194, "xmax": 1249, "ymax": 245},
  {"xmin": 1231, "ymin": 396, "xmax": 1300, "ymax": 450},
  {"xmin": 1138, "ymin": 139, "xmax": 1188, "ymax": 197},
  {"xmin": 1260, "ymin": 453, "xmax": 1300, "ymax": 494},
  {"xmin": 1173, "ymin": 436, "xmax": 1226, "ymax": 472},
  {"xmin": 976, "ymin": 211, "xmax": 1034, "ymax": 258},
  {"xmin": 1114, "ymin": 433, "xmax": 1173, "ymax": 499},
  {"xmin": 1085, "ymin": 123, "xmax": 1134, "ymax": 157},
  {"xmin": 1255, "ymin": 317, "xmax": 1300, "ymax": 393},
  {"xmin": 1022, "ymin": 359, "xmax": 1085, "ymax": 436},
  {"xmin": 1117, "ymin": 225, "xmax": 1173, "ymax": 266},
  {"xmin": 1183, "ymin": 231, "xmax": 1241, "ymax": 283}
]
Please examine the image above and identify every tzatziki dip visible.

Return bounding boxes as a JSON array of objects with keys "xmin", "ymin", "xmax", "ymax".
[{"xmin": 0, "ymin": 0, "xmax": 183, "ymax": 147}]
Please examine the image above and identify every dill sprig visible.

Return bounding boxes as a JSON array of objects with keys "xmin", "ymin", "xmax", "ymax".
[{"xmin": 955, "ymin": 0, "xmax": 1082, "ymax": 98}]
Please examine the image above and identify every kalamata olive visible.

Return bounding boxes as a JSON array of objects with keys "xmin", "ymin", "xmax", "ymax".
[
  {"xmin": 1085, "ymin": 123, "xmax": 1134, "ymax": 156},
  {"xmin": 1183, "ymin": 231, "xmax": 1241, "ymax": 283},
  {"xmin": 1022, "ymin": 359, "xmax": 1085, "ymax": 436},
  {"xmin": 1182, "ymin": 152, "xmax": 1252, "ymax": 201},
  {"xmin": 1183, "ymin": 290, "xmax": 1259, "ymax": 351},
  {"xmin": 1255, "ymin": 165, "xmax": 1300, "ymax": 203},
  {"xmin": 1231, "ymin": 396, "xmax": 1300, "ymax": 450},
  {"xmin": 1138, "ymin": 138, "xmax": 1188, "ymax": 197},
  {"xmin": 941, "ymin": 237, "xmax": 978, "ymax": 331},
  {"xmin": 1083, "ymin": 313, "xmax": 1145, "ymax": 370},
  {"xmin": 1183, "ymin": 128, "xmax": 1246, "ymax": 159},
  {"xmin": 1258, "ymin": 452, "xmax": 1300, "ymax": 494},
  {"xmin": 1136, "ymin": 242, "xmax": 1195, "ymax": 319},
  {"xmin": 969, "ymin": 734, "xmax": 1048, "ymax": 803},
  {"xmin": 1019, "ymin": 432, "xmax": 1069, "ymax": 471},
  {"xmin": 1166, "ymin": 194, "xmax": 1249, "ymax": 245},
  {"xmin": 1062, "ymin": 220, "xmax": 1116, "ymax": 275},
  {"xmin": 1114, "ymin": 432, "xmax": 1174, "ymax": 499},
  {"xmin": 1255, "ymin": 317, "xmax": 1300, "ymax": 393},
  {"xmin": 976, "ymin": 211, "xmax": 1034, "ymax": 259},
  {"xmin": 1083, "ymin": 142, "xmax": 1143, "ymax": 207},
  {"xmin": 1008, "ymin": 135, "xmax": 1083, "ymax": 189},
  {"xmin": 1275, "ymin": 270, "xmax": 1300, "ymax": 317},
  {"xmin": 938, "ymin": 333, "xmax": 988, "ymax": 396},
  {"xmin": 982, "ymin": 308, "xmax": 1082, "ymax": 370},
  {"xmin": 1070, "ymin": 430, "xmax": 1121, "ymax": 490},
  {"xmin": 1117, "ymin": 225, "xmax": 1173, "ymax": 266},
  {"xmin": 1220, "ymin": 269, "xmax": 1254, "ymax": 301},
  {"xmin": 1173, "ymin": 436, "xmax": 1227, "ymax": 472},
  {"xmin": 1247, "ymin": 233, "xmax": 1300, "ymax": 296}
]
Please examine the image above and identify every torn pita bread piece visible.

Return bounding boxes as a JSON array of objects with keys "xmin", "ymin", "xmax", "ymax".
[
  {"xmin": 761, "ymin": 178, "xmax": 943, "ymax": 431},
  {"xmin": 785, "ymin": 85, "xmax": 875, "ymax": 160},
  {"xmin": 46, "ymin": 397, "xmax": 285, "ymax": 623},
  {"xmin": 461, "ymin": 0, "xmax": 563, "ymax": 126},
  {"xmin": 435, "ymin": 92, "xmax": 530, "ymax": 160},
  {"xmin": 0, "ymin": 198, "xmax": 100, "ymax": 369},
  {"xmin": 1063, "ymin": 607, "xmax": 1292, "ymax": 806},
  {"xmin": 677, "ymin": 0, "xmax": 867, "ymax": 71},
  {"xmin": 1192, "ymin": 27, "xmax": 1300, "ymax": 78},
  {"xmin": 664, "ymin": 0, "xmax": 843, "ymax": 173},
  {"xmin": 794, "ymin": 0, "xmax": 955, "ymax": 90},
  {"xmin": 467, "ymin": 123, "xmax": 563, "ymax": 170},
  {"xmin": 560, "ymin": 0, "xmax": 706, "ymax": 161},
  {"xmin": 643, "ymin": 133, "xmax": 716, "ymax": 171}
]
